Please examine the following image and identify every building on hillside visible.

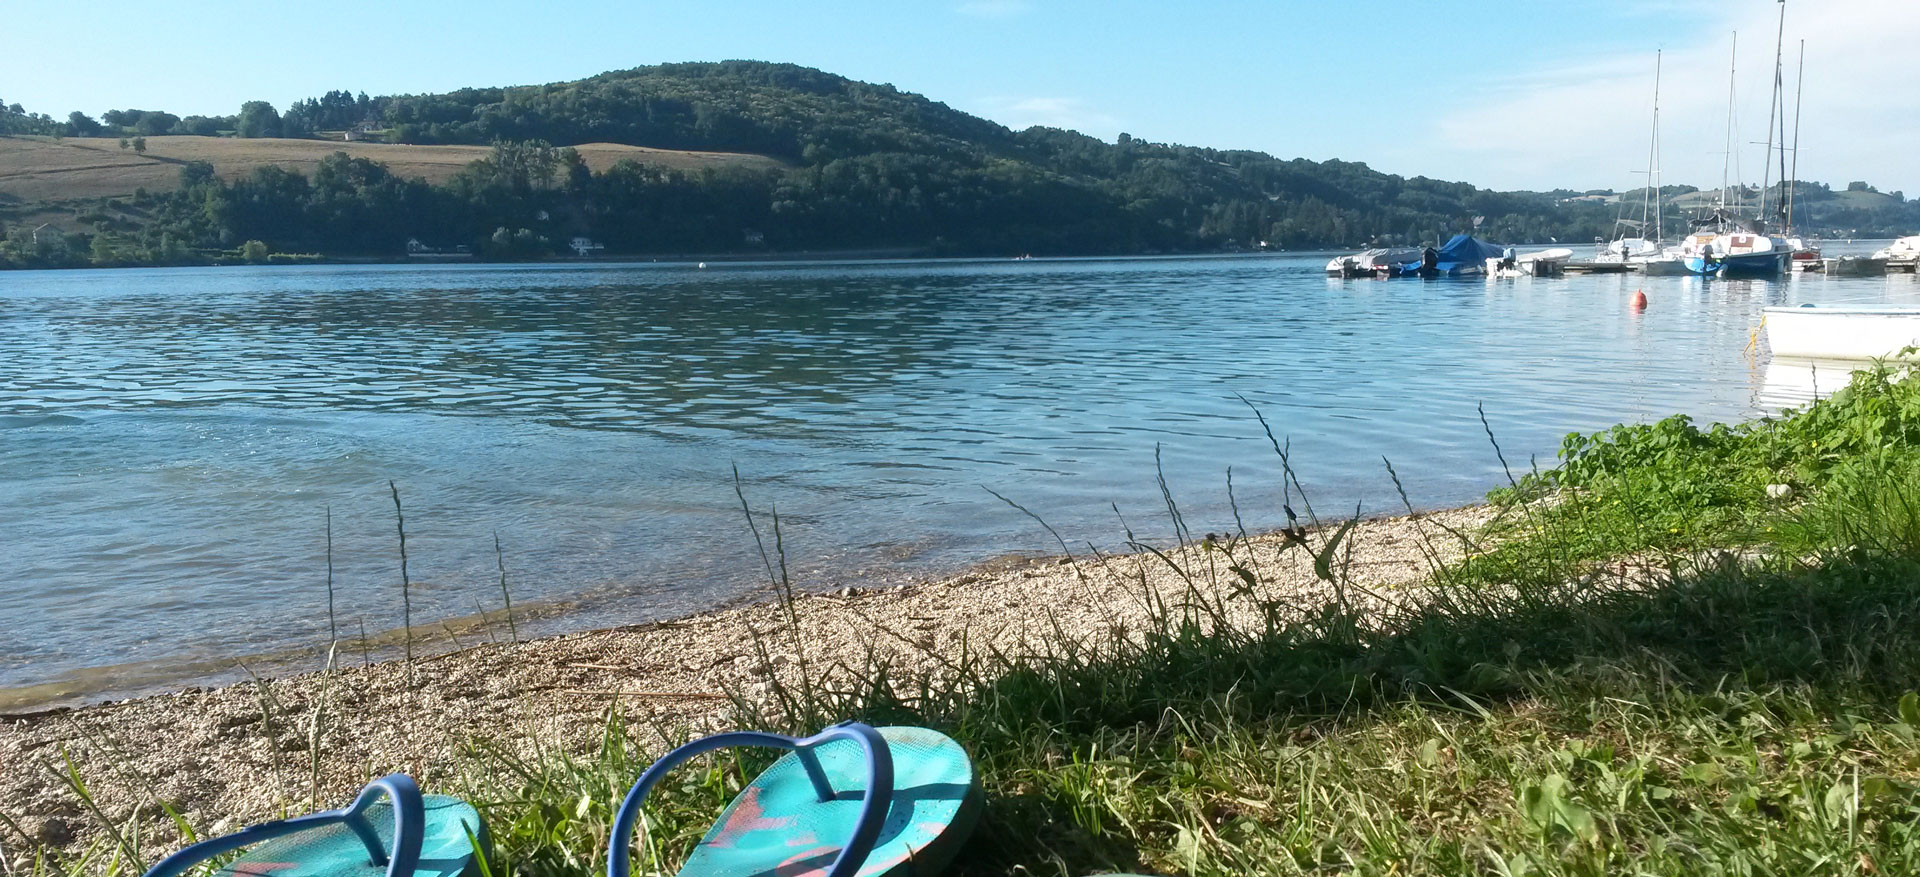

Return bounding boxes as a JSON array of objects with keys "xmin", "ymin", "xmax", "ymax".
[
  {"xmin": 405, "ymin": 238, "xmax": 472, "ymax": 259},
  {"xmin": 570, "ymin": 236, "xmax": 605, "ymax": 257}
]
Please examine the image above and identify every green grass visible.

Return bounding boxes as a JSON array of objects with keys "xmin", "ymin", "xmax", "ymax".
[
  {"xmin": 1457, "ymin": 358, "xmax": 1920, "ymax": 587},
  {"xmin": 14, "ymin": 372, "xmax": 1920, "ymax": 876}
]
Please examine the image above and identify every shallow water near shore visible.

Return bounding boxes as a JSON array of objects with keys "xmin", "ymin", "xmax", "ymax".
[{"xmin": 3, "ymin": 248, "xmax": 1917, "ymax": 705}]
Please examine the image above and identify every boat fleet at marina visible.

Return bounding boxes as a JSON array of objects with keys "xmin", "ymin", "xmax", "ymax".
[{"xmin": 1325, "ymin": 3, "xmax": 1916, "ymax": 284}]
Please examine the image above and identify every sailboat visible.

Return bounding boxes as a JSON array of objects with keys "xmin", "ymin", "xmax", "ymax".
[
  {"xmin": 1598, "ymin": 52, "xmax": 1670, "ymax": 269},
  {"xmin": 1784, "ymin": 39, "xmax": 1821, "ymax": 271},
  {"xmin": 1679, "ymin": 10, "xmax": 1795, "ymax": 278}
]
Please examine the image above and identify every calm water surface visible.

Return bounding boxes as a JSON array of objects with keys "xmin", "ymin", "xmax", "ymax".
[{"xmin": 4, "ymin": 251, "xmax": 1917, "ymax": 703}]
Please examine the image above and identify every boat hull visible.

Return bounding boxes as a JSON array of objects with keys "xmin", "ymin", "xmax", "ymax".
[
  {"xmin": 1763, "ymin": 306, "xmax": 1920, "ymax": 360},
  {"xmin": 1638, "ymin": 258, "xmax": 1692, "ymax": 276},
  {"xmin": 1678, "ymin": 256, "xmax": 1724, "ymax": 276},
  {"xmin": 1820, "ymin": 257, "xmax": 1890, "ymax": 277},
  {"xmin": 1717, "ymin": 250, "xmax": 1791, "ymax": 277},
  {"xmin": 1681, "ymin": 250, "xmax": 1789, "ymax": 277}
]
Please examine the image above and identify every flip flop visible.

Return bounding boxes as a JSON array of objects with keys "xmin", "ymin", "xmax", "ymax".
[
  {"xmin": 142, "ymin": 774, "xmax": 486, "ymax": 877},
  {"xmin": 609, "ymin": 721, "xmax": 981, "ymax": 877}
]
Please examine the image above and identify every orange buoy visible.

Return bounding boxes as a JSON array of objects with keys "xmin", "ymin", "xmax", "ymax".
[{"xmin": 1631, "ymin": 289, "xmax": 1648, "ymax": 310}]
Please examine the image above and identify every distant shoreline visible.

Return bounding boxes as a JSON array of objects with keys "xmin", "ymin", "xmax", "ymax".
[{"xmin": 0, "ymin": 245, "xmax": 1312, "ymax": 272}]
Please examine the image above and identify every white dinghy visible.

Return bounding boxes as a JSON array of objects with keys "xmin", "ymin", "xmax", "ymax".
[{"xmin": 1762, "ymin": 305, "xmax": 1920, "ymax": 360}]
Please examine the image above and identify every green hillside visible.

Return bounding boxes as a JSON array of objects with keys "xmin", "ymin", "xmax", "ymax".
[
  {"xmin": 3, "ymin": 62, "xmax": 1916, "ymax": 268},
  {"xmin": 377, "ymin": 62, "xmax": 1016, "ymax": 164}
]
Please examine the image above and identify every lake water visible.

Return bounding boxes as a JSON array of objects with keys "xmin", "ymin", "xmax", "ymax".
[{"xmin": 4, "ymin": 249, "xmax": 1918, "ymax": 706}]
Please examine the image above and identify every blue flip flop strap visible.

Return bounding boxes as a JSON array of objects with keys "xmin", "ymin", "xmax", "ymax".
[
  {"xmin": 608, "ymin": 722, "xmax": 895, "ymax": 877},
  {"xmin": 142, "ymin": 774, "xmax": 427, "ymax": 877}
]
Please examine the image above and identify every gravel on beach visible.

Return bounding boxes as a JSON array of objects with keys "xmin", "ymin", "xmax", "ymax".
[{"xmin": 0, "ymin": 506, "xmax": 1492, "ymax": 863}]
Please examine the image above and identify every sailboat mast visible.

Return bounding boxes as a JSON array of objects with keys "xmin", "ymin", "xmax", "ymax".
[
  {"xmin": 1722, "ymin": 32, "xmax": 1737, "ymax": 218},
  {"xmin": 1653, "ymin": 50, "xmax": 1663, "ymax": 243},
  {"xmin": 1761, "ymin": 0, "xmax": 1785, "ymax": 222},
  {"xmin": 1640, "ymin": 52, "xmax": 1658, "ymax": 240},
  {"xmin": 1788, "ymin": 39, "xmax": 1804, "ymax": 233}
]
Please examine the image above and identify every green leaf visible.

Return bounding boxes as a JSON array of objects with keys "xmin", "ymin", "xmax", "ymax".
[
  {"xmin": 1312, "ymin": 517, "xmax": 1359, "ymax": 583},
  {"xmin": 1860, "ymin": 776, "xmax": 1896, "ymax": 807},
  {"xmin": 1556, "ymin": 799, "xmax": 1598, "ymax": 843},
  {"xmin": 1419, "ymin": 737, "xmax": 1442, "ymax": 768},
  {"xmin": 1681, "ymin": 761, "xmax": 1725, "ymax": 783},
  {"xmin": 1518, "ymin": 774, "xmax": 1598, "ymax": 842},
  {"xmin": 464, "ymin": 824, "xmax": 497, "ymax": 877},
  {"xmin": 1898, "ymin": 691, "xmax": 1920, "ymax": 726},
  {"xmin": 1824, "ymin": 781, "xmax": 1853, "ymax": 826}
]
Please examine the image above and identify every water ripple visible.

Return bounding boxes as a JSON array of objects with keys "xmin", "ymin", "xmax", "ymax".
[{"xmin": 3, "ymin": 254, "xmax": 1918, "ymax": 693}]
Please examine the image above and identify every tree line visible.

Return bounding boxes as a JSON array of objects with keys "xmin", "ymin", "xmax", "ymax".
[
  {"xmin": 2, "ymin": 136, "xmax": 1637, "ymax": 270},
  {"xmin": 5, "ymin": 61, "xmax": 1915, "ymax": 269}
]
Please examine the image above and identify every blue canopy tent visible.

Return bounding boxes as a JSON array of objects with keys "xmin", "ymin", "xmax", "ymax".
[{"xmin": 1394, "ymin": 234, "xmax": 1509, "ymax": 276}]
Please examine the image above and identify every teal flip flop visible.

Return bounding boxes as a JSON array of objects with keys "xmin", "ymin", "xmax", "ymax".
[
  {"xmin": 141, "ymin": 775, "xmax": 485, "ymax": 877},
  {"xmin": 609, "ymin": 721, "xmax": 982, "ymax": 877}
]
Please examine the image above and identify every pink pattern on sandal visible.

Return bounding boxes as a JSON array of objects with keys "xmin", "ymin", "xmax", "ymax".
[{"xmin": 708, "ymin": 786, "xmax": 799, "ymax": 848}]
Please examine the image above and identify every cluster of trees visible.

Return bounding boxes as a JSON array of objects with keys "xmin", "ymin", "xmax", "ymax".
[
  {"xmin": 283, "ymin": 90, "xmax": 381, "ymax": 134},
  {"xmin": 1, "ymin": 96, "xmax": 61, "ymax": 136},
  {"xmin": 26, "ymin": 107, "xmax": 235, "ymax": 138},
  {"xmin": 371, "ymin": 62, "xmax": 1012, "ymax": 163}
]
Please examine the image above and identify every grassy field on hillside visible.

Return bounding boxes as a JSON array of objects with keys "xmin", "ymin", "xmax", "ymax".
[{"xmin": 0, "ymin": 135, "xmax": 787, "ymax": 204}]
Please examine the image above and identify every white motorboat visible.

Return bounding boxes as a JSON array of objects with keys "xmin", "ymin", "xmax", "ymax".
[
  {"xmin": 1485, "ymin": 247, "xmax": 1574, "ymax": 278},
  {"xmin": 1871, "ymin": 236, "xmax": 1920, "ymax": 272},
  {"xmin": 1325, "ymin": 247, "xmax": 1420, "ymax": 278},
  {"xmin": 1763, "ymin": 305, "xmax": 1920, "ymax": 360}
]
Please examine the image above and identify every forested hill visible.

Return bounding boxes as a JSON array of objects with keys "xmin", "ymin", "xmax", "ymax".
[
  {"xmin": 350, "ymin": 60, "xmax": 1611, "ymax": 248},
  {"xmin": 3, "ymin": 61, "xmax": 1915, "ymax": 268},
  {"xmin": 380, "ymin": 62, "xmax": 1018, "ymax": 164}
]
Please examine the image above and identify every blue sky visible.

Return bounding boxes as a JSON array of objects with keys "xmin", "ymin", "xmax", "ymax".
[{"xmin": 5, "ymin": 0, "xmax": 1914, "ymax": 194}]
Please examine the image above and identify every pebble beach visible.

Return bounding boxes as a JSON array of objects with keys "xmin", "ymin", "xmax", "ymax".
[{"xmin": 0, "ymin": 506, "xmax": 1491, "ymax": 863}]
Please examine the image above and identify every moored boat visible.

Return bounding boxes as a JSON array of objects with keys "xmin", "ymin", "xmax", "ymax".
[
  {"xmin": 1817, "ymin": 256, "xmax": 1889, "ymax": 277},
  {"xmin": 1679, "ymin": 223, "xmax": 1791, "ymax": 277},
  {"xmin": 1325, "ymin": 247, "xmax": 1421, "ymax": 278},
  {"xmin": 1872, "ymin": 236, "xmax": 1920, "ymax": 272},
  {"xmin": 1595, "ymin": 52, "xmax": 1675, "ymax": 273},
  {"xmin": 1762, "ymin": 305, "xmax": 1920, "ymax": 360},
  {"xmin": 1484, "ymin": 247, "xmax": 1573, "ymax": 278},
  {"xmin": 1789, "ymin": 237, "xmax": 1823, "ymax": 271},
  {"xmin": 1638, "ymin": 254, "xmax": 1692, "ymax": 276},
  {"xmin": 1391, "ymin": 234, "xmax": 1507, "ymax": 277},
  {"xmin": 1673, "ymin": 23, "xmax": 1794, "ymax": 279}
]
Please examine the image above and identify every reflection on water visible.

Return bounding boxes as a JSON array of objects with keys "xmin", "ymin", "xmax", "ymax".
[
  {"xmin": 1756, "ymin": 357, "xmax": 1880, "ymax": 412},
  {"xmin": 2, "ymin": 253, "xmax": 1918, "ymax": 702}
]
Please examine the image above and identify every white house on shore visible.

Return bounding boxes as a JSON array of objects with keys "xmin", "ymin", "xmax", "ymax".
[{"xmin": 570, "ymin": 236, "xmax": 605, "ymax": 257}]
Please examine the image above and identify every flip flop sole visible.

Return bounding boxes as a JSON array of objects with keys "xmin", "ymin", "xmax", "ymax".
[
  {"xmin": 681, "ymin": 726, "xmax": 982, "ymax": 877},
  {"xmin": 216, "ymin": 796, "xmax": 483, "ymax": 877}
]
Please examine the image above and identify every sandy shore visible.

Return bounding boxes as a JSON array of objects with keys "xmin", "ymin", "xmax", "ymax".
[{"xmin": 0, "ymin": 506, "xmax": 1491, "ymax": 862}]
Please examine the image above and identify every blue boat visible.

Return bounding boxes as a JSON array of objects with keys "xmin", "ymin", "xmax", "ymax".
[
  {"xmin": 1388, "ymin": 234, "xmax": 1508, "ymax": 277},
  {"xmin": 1677, "ymin": 211, "xmax": 1790, "ymax": 277},
  {"xmin": 1674, "ymin": 22, "xmax": 1795, "ymax": 280}
]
